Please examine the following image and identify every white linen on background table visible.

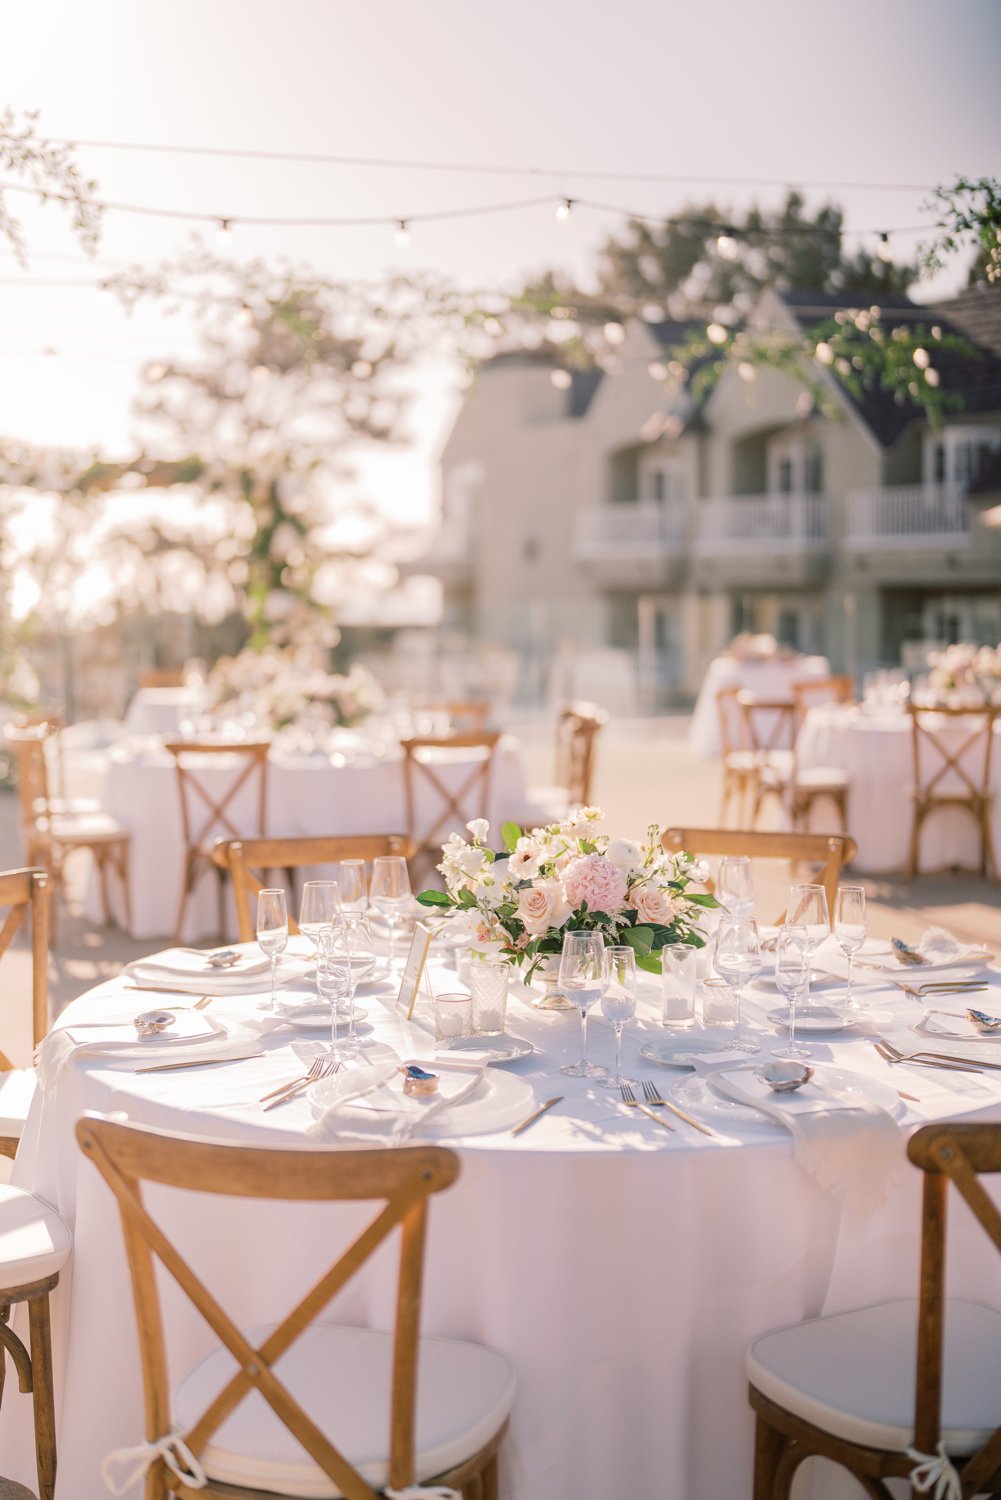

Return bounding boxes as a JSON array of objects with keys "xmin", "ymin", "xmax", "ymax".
[
  {"xmin": 87, "ymin": 735, "xmax": 545, "ymax": 940},
  {"xmin": 795, "ymin": 704, "xmax": 1001, "ymax": 874},
  {"xmin": 688, "ymin": 654, "xmax": 830, "ymax": 758},
  {"xmin": 4, "ymin": 943, "xmax": 1001, "ymax": 1500},
  {"xmin": 122, "ymin": 687, "xmax": 210, "ymax": 737}
]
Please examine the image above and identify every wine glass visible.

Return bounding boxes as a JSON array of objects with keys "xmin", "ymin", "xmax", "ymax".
[
  {"xmin": 599, "ymin": 946, "xmax": 638, "ymax": 1089},
  {"xmin": 315, "ymin": 923, "xmax": 346, "ymax": 1059},
  {"xmin": 337, "ymin": 860, "xmax": 368, "ymax": 920},
  {"xmin": 835, "ymin": 886, "xmax": 868, "ymax": 1010},
  {"xmin": 717, "ymin": 856, "xmax": 755, "ymax": 922},
  {"xmin": 559, "ymin": 931, "xmax": 608, "ymax": 1079},
  {"xmin": 369, "ymin": 855, "xmax": 412, "ymax": 971},
  {"xmin": 323, "ymin": 918, "xmax": 376, "ymax": 1055},
  {"xmin": 774, "ymin": 923, "xmax": 811, "ymax": 1059},
  {"xmin": 787, "ymin": 883, "xmax": 831, "ymax": 1007},
  {"xmin": 713, "ymin": 918, "xmax": 762, "ymax": 1054},
  {"xmin": 298, "ymin": 881, "xmax": 340, "ymax": 960},
  {"xmin": 256, "ymin": 889, "xmax": 288, "ymax": 1012}
]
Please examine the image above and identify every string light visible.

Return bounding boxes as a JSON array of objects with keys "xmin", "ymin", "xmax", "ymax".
[
  {"xmin": 555, "ymin": 197, "xmax": 574, "ymax": 222},
  {"xmin": 550, "ymin": 368, "xmax": 572, "ymax": 389},
  {"xmin": 877, "ymin": 231, "xmax": 894, "ymax": 262},
  {"xmin": 216, "ymin": 217, "xmax": 233, "ymax": 246},
  {"xmin": 394, "ymin": 218, "xmax": 411, "ymax": 248},
  {"xmin": 716, "ymin": 228, "xmax": 739, "ymax": 260},
  {"xmin": 706, "ymin": 323, "xmax": 729, "ymax": 346}
]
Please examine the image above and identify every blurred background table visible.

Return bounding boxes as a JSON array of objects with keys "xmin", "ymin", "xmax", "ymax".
[{"xmin": 689, "ymin": 652, "xmax": 830, "ymax": 758}]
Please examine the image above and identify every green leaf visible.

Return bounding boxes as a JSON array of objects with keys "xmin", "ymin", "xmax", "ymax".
[
  {"xmin": 635, "ymin": 951, "xmax": 663, "ymax": 976},
  {"xmin": 688, "ymin": 892, "xmax": 721, "ymax": 907},
  {"xmin": 501, "ymin": 821, "xmax": 522, "ymax": 853},
  {"xmin": 622, "ymin": 925, "xmax": 654, "ymax": 957},
  {"xmin": 416, "ymin": 890, "xmax": 452, "ymax": 907}
]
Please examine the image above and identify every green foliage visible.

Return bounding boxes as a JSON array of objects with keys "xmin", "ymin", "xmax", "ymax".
[
  {"xmin": 0, "ymin": 108, "xmax": 102, "ymax": 265},
  {"xmin": 501, "ymin": 821, "xmax": 522, "ymax": 853},
  {"xmin": 922, "ymin": 176, "xmax": 1001, "ymax": 287}
]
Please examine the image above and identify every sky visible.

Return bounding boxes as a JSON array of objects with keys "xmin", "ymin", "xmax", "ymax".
[{"xmin": 0, "ymin": 0, "xmax": 999, "ymax": 527}]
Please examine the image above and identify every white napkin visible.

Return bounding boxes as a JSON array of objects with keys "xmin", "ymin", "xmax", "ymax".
[
  {"xmin": 124, "ymin": 946, "xmax": 304, "ymax": 995},
  {"xmin": 308, "ymin": 1060, "xmax": 485, "ymax": 1144},
  {"xmin": 707, "ymin": 1066, "xmax": 904, "ymax": 1216},
  {"xmin": 35, "ymin": 1011, "xmax": 281, "ymax": 1094},
  {"xmin": 918, "ymin": 926, "xmax": 993, "ymax": 965},
  {"xmin": 916, "ymin": 1009, "xmax": 1001, "ymax": 1048}
]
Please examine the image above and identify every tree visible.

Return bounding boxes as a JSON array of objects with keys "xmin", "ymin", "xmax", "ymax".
[{"xmin": 0, "ymin": 108, "xmax": 101, "ymax": 264}]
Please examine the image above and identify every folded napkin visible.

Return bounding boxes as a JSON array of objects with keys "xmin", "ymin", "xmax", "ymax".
[
  {"xmin": 708, "ymin": 1066, "xmax": 903, "ymax": 1215},
  {"xmin": 308, "ymin": 1059, "xmax": 485, "ymax": 1144},
  {"xmin": 916, "ymin": 1009, "xmax": 1001, "ymax": 1047},
  {"xmin": 123, "ymin": 946, "xmax": 305, "ymax": 995},
  {"xmin": 35, "ymin": 1010, "xmax": 281, "ymax": 1094},
  {"xmin": 918, "ymin": 926, "xmax": 993, "ymax": 965}
]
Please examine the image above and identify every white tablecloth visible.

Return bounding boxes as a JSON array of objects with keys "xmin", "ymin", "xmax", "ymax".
[
  {"xmin": 688, "ymin": 654, "xmax": 831, "ymax": 758},
  {"xmin": 796, "ymin": 704, "xmax": 1001, "ymax": 874},
  {"xmin": 122, "ymin": 687, "xmax": 209, "ymax": 736},
  {"xmin": 90, "ymin": 736, "xmax": 544, "ymax": 940},
  {"xmin": 5, "ymin": 945, "xmax": 1001, "ymax": 1500}
]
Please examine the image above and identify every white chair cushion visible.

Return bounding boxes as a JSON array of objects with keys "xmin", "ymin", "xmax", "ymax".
[
  {"xmin": 50, "ymin": 811, "xmax": 126, "ymax": 842},
  {"xmin": 794, "ymin": 767, "xmax": 850, "ymax": 790},
  {"xmin": 173, "ymin": 1323, "xmax": 515, "ymax": 1498},
  {"xmin": 747, "ymin": 1297, "xmax": 1001, "ymax": 1454},
  {"xmin": 723, "ymin": 751, "xmax": 758, "ymax": 773},
  {"xmin": 0, "ymin": 1068, "xmax": 35, "ymax": 1138},
  {"xmin": 0, "ymin": 1184, "xmax": 71, "ymax": 1289}
]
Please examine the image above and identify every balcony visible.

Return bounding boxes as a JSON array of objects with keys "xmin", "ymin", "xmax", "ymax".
[
  {"xmin": 844, "ymin": 485, "xmax": 971, "ymax": 548},
  {"xmin": 694, "ymin": 493, "xmax": 828, "ymax": 554},
  {"xmin": 574, "ymin": 500, "xmax": 685, "ymax": 585}
]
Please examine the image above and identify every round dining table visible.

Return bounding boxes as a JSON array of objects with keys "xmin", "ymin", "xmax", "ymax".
[
  {"xmin": 688, "ymin": 653, "xmax": 830, "ymax": 758},
  {"xmin": 4, "ymin": 942, "xmax": 1001, "ymax": 1500}
]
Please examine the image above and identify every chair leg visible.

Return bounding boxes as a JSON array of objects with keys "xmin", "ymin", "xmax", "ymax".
[
  {"xmin": 907, "ymin": 805, "xmax": 922, "ymax": 882},
  {"xmin": 174, "ymin": 854, "xmax": 198, "ymax": 945},
  {"xmin": 117, "ymin": 840, "xmax": 133, "ymax": 936},
  {"xmin": 481, "ymin": 1452, "xmax": 499, "ymax": 1500},
  {"xmin": 27, "ymin": 1291, "xmax": 57, "ymax": 1500},
  {"xmin": 95, "ymin": 847, "xmax": 111, "ymax": 925},
  {"xmin": 753, "ymin": 1412, "xmax": 786, "ymax": 1500}
]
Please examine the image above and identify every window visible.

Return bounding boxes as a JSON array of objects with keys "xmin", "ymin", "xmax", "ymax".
[
  {"xmin": 923, "ymin": 425, "xmax": 1001, "ymax": 486},
  {"xmin": 768, "ymin": 439, "xmax": 824, "ymax": 496}
]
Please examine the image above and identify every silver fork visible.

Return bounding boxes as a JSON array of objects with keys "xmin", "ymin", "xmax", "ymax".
[
  {"xmin": 262, "ymin": 1057, "xmax": 340, "ymax": 1111},
  {"xmin": 259, "ymin": 1056, "xmax": 327, "ymax": 1106},
  {"xmin": 619, "ymin": 1081, "xmax": 675, "ymax": 1132},
  {"xmin": 641, "ymin": 1079, "xmax": 718, "ymax": 1139},
  {"xmin": 873, "ymin": 1040, "xmax": 984, "ymax": 1075}
]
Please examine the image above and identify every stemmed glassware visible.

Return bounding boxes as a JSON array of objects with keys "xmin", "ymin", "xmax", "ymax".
[
  {"xmin": 558, "ymin": 931, "xmax": 608, "ymax": 1079},
  {"xmin": 337, "ymin": 860, "xmax": 369, "ymax": 920},
  {"xmin": 315, "ymin": 923, "xmax": 345, "ymax": 1060},
  {"xmin": 599, "ymin": 946, "xmax": 638, "ymax": 1089},
  {"xmin": 369, "ymin": 856, "xmax": 412, "ymax": 971},
  {"xmin": 716, "ymin": 856, "xmax": 755, "ymax": 922},
  {"xmin": 256, "ymin": 889, "xmax": 288, "ymax": 1012},
  {"xmin": 713, "ymin": 918, "xmax": 762, "ymax": 1054},
  {"xmin": 787, "ymin": 883, "xmax": 831, "ymax": 1008},
  {"xmin": 774, "ymin": 923, "xmax": 811, "ymax": 1059},
  {"xmin": 322, "ymin": 918, "xmax": 376, "ymax": 1055},
  {"xmin": 299, "ymin": 880, "xmax": 340, "ymax": 957},
  {"xmin": 835, "ymin": 886, "xmax": 868, "ymax": 1010}
]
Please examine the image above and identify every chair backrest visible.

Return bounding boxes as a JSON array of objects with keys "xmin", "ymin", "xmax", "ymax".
[
  {"xmin": 76, "ymin": 1115, "xmax": 459, "ymax": 1499},
  {"xmin": 432, "ymin": 700, "xmax": 491, "ymax": 732},
  {"xmin": 907, "ymin": 703, "xmax": 999, "ymax": 802},
  {"xmin": 137, "ymin": 668, "xmax": 185, "ymax": 689},
  {"xmin": 716, "ymin": 686, "xmax": 750, "ymax": 759},
  {"xmin": 212, "ymin": 833, "xmax": 418, "ymax": 942},
  {"xmin": 906, "ymin": 1122, "xmax": 1001, "ymax": 1490},
  {"xmin": 3, "ymin": 724, "xmax": 52, "ymax": 840},
  {"xmin": 0, "ymin": 867, "xmax": 50, "ymax": 1057},
  {"xmin": 660, "ymin": 828, "xmax": 857, "ymax": 924},
  {"xmin": 737, "ymin": 691, "xmax": 798, "ymax": 759},
  {"xmin": 554, "ymin": 702, "xmax": 607, "ymax": 806},
  {"xmin": 792, "ymin": 674, "xmax": 855, "ymax": 727},
  {"xmin": 400, "ymin": 732, "xmax": 501, "ymax": 871},
  {"xmin": 163, "ymin": 741, "xmax": 271, "ymax": 857}
]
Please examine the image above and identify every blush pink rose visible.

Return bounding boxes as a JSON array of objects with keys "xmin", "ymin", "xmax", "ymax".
[
  {"xmin": 516, "ymin": 879, "xmax": 572, "ymax": 935},
  {"xmin": 629, "ymin": 883, "xmax": 682, "ymax": 925},
  {"xmin": 563, "ymin": 853, "xmax": 628, "ymax": 916}
]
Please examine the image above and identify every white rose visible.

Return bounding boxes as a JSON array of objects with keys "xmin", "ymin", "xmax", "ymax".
[
  {"xmin": 466, "ymin": 818, "xmax": 490, "ymax": 843},
  {"xmin": 606, "ymin": 838, "xmax": 643, "ymax": 873},
  {"xmin": 458, "ymin": 847, "xmax": 486, "ymax": 877},
  {"xmin": 516, "ymin": 878, "xmax": 572, "ymax": 935}
]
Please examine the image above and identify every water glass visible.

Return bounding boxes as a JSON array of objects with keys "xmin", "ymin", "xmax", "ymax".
[
  {"xmin": 433, "ymin": 991, "xmax": 473, "ymax": 1045},
  {"xmin": 717, "ymin": 856, "xmax": 755, "ymax": 922},
  {"xmin": 661, "ymin": 943, "xmax": 698, "ymax": 1027},
  {"xmin": 713, "ymin": 918, "xmax": 762, "ymax": 1054},
  {"xmin": 299, "ymin": 881, "xmax": 340, "ymax": 959},
  {"xmin": 788, "ymin": 883, "xmax": 831, "ymax": 1006},
  {"xmin": 599, "ymin": 946, "xmax": 638, "ymax": 1089},
  {"xmin": 835, "ymin": 885, "xmax": 867, "ymax": 1010},
  {"xmin": 370, "ymin": 855, "xmax": 412, "ymax": 970},
  {"xmin": 774, "ymin": 923, "xmax": 811, "ymax": 1059},
  {"xmin": 256, "ymin": 888, "xmax": 288, "ymax": 1012},
  {"xmin": 315, "ymin": 926, "xmax": 347, "ymax": 1058},
  {"xmin": 559, "ymin": 931, "xmax": 608, "ymax": 1079},
  {"xmin": 469, "ymin": 957, "xmax": 509, "ymax": 1035},
  {"xmin": 337, "ymin": 860, "xmax": 368, "ymax": 917},
  {"xmin": 702, "ymin": 976, "xmax": 738, "ymax": 1032}
]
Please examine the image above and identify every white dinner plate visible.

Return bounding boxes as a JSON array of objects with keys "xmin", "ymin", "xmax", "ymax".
[
  {"xmin": 749, "ymin": 971, "xmax": 842, "ymax": 998},
  {"xmin": 435, "ymin": 1034, "xmax": 536, "ymax": 1065},
  {"xmin": 673, "ymin": 1064, "xmax": 901, "ymax": 1128},
  {"xmin": 639, "ymin": 1034, "xmax": 745, "ymax": 1069},
  {"xmin": 308, "ymin": 1066, "xmax": 535, "ymax": 1137},
  {"xmin": 277, "ymin": 1002, "xmax": 370, "ymax": 1032},
  {"xmin": 766, "ymin": 1005, "xmax": 857, "ymax": 1034}
]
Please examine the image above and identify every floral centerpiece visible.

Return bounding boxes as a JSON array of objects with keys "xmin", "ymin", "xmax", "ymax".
[
  {"xmin": 417, "ymin": 807, "xmax": 716, "ymax": 978},
  {"xmin": 207, "ymin": 646, "xmax": 385, "ymax": 730},
  {"xmin": 926, "ymin": 642, "xmax": 1001, "ymax": 706}
]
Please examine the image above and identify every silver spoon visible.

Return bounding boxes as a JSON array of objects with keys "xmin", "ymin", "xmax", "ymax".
[{"xmin": 756, "ymin": 1059, "xmax": 814, "ymax": 1093}]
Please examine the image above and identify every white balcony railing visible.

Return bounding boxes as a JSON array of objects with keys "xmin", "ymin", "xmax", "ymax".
[
  {"xmin": 575, "ymin": 500, "xmax": 685, "ymax": 560},
  {"xmin": 694, "ymin": 493, "xmax": 828, "ymax": 553},
  {"xmin": 844, "ymin": 485, "xmax": 970, "ymax": 547}
]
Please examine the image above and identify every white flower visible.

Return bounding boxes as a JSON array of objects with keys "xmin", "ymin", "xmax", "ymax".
[
  {"xmin": 466, "ymin": 818, "xmax": 490, "ymax": 843},
  {"xmin": 606, "ymin": 838, "xmax": 643, "ymax": 873},
  {"xmin": 458, "ymin": 847, "xmax": 486, "ymax": 877},
  {"xmin": 508, "ymin": 836, "xmax": 541, "ymax": 880}
]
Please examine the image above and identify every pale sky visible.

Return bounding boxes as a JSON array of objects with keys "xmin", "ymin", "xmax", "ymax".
[{"xmin": 1, "ymin": 0, "xmax": 998, "ymax": 524}]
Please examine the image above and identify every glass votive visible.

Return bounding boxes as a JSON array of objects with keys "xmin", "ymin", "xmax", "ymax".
[
  {"xmin": 702, "ymin": 977, "xmax": 738, "ymax": 1035},
  {"xmin": 469, "ymin": 958, "xmax": 509, "ymax": 1035},
  {"xmin": 433, "ymin": 992, "xmax": 473, "ymax": 1045},
  {"xmin": 661, "ymin": 943, "xmax": 698, "ymax": 1027}
]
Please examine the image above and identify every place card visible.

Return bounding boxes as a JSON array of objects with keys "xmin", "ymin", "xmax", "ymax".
[{"xmin": 396, "ymin": 921, "xmax": 435, "ymax": 1020}]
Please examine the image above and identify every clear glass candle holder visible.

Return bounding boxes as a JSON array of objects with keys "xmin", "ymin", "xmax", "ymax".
[
  {"xmin": 469, "ymin": 958, "xmax": 509, "ymax": 1035},
  {"xmin": 661, "ymin": 943, "xmax": 698, "ymax": 1027},
  {"xmin": 433, "ymin": 992, "xmax": 473, "ymax": 1045}
]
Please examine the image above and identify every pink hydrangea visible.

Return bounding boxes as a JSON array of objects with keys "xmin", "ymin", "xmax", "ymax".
[{"xmin": 563, "ymin": 853, "xmax": 628, "ymax": 916}]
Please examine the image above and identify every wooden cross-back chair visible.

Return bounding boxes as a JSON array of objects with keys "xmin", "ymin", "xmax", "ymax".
[
  {"xmin": 747, "ymin": 1120, "xmax": 1001, "ymax": 1500},
  {"xmin": 0, "ymin": 867, "xmax": 49, "ymax": 1160},
  {"xmin": 430, "ymin": 699, "xmax": 491, "ymax": 732},
  {"xmin": 163, "ymin": 740, "xmax": 271, "ymax": 942},
  {"xmin": 137, "ymin": 668, "xmax": 185, "ymax": 689},
  {"xmin": 660, "ymin": 828, "xmax": 857, "ymax": 926},
  {"xmin": 554, "ymin": 702, "xmax": 607, "ymax": 808},
  {"xmin": 791, "ymin": 674, "xmax": 856, "ymax": 728},
  {"xmin": 736, "ymin": 692, "xmax": 799, "ymax": 827},
  {"xmin": 401, "ymin": 731, "xmax": 501, "ymax": 881},
  {"xmin": 716, "ymin": 686, "xmax": 760, "ymax": 826},
  {"xmin": 906, "ymin": 703, "xmax": 999, "ymax": 881},
  {"xmin": 76, "ymin": 1115, "xmax": 514, "ymax": 1500},
  {"xmin": 211, "ymin": 833, "xmax": 417, "ymax": 942},
  {"xmin": 3, "ymin": 724, "xmax": 131, "ymax": 934}
]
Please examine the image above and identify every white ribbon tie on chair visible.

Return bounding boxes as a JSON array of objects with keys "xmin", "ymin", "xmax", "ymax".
[
  {"xmin": 907, "ymin": 1443, "xmax": 963, "ymax": 1500},
  {"xmin": 102, "ymin": 1430, "xmax": 208, "ymax": 1494}
]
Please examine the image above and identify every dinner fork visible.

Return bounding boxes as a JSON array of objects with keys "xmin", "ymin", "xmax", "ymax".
[
  {"xmin": 619, "ymin": 1081, "xmax": 675, "ymax": 1132},
  {"xmin": 640, "ymin": 1079, "xmax": 718, "ymax": 1139},
  {"xmin": 262, "ymin": 1058, "xmax": 340, "ymax": 1111},
  {"xmin": 259, "ymin": 1056, "xmax": 327, "ymax": 1105},
  {"xmin": 892, "ymin": 980, "xmax": 987, "ymax": 998},
  {"xmin": 872, "ymin": 1040, "xmax": 984, "ymax": 1075}
]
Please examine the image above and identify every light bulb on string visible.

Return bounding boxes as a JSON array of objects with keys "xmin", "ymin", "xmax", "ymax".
[
  {"xmin": 395, "ymin": 219, "xmax": 411, "ymax": 248},
  {"xmin": 716, "ymin": 228, "xmax": 739, "ymax": 261},
  {"xmin": 216, "ymin": 218, "xmax": 233, "ymax": 247},
  {"xmin": 877, "ymin": 231, "xmax": 893, "ymax": 263},
  {"xmin": 555, "ymin": 197, "xmax": 574, "ymax": 223}
]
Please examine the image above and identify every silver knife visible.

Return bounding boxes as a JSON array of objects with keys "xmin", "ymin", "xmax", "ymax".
[
  {"xmin": 510, "ymin": 1095, "xmax": 563, "ymax": 1137},
  {"xmin": 135, "ymin": 1052, "xmax": 264, "ymax": 1074}
]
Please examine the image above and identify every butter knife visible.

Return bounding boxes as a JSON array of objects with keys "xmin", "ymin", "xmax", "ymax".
[
  {"xmin": 135, "ymin": 1051, "xmax": 264, "ymax": 1074},
  {"xmin": 510, "ymin": 1095, "xmax": 563, "ymax": 1137}
]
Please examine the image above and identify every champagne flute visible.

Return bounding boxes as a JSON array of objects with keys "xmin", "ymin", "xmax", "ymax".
[
  {"xmin": 717, "ymin": 856, "xmax": 755, "ymax": 922},
  {"xmin": 787, "ymin": 883, "xmax": 831, "ymax": 1007},
  {"xmin": 713, "ymin": 918, "xmax": 762, "ymax": 1054},
  {"xmin": 599, "ymin": 946, "xmax": 638, "ymax": 1089},
  {"xmin": 835, "ymin": 886, "xmax": 868, "ymax": 1010},
  {"xmin": 315, "ymin": 923, "xmax": 345, "ymax": 1059},
  {"xmin": 369, "ymin": 855, "xmax": 412, "ymax": 971},
  {"xmin": 559, "ymin": 931, "xmax": 608, "ymax": 1079},
  {"xmin": 256, "ymin": 888, "xmax": 288, "ymax": 1012},
  {"xmin": 299, "ymin": 881, "xmax": 340, "ymax": 961},
  {"xmin": 774, "ymin": 923, "xmax": 811, "ymax": 1059}
]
